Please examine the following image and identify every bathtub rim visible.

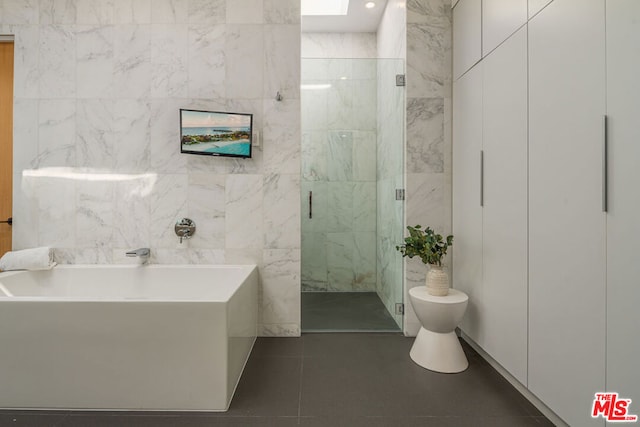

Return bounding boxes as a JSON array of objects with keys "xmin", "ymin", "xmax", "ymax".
[{"xmin": 0, "ymin": 264, "xmax": 258, "ymax": 303}]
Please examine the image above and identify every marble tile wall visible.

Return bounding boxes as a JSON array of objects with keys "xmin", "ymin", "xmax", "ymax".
[
  {"xmin": 301, "ymin": 32, "xmax": 377, "ymax": 59},
  {"xmin": 2, "ymin": 0, "xmax": 301, "ymax": 337},
  {"xmin": 403, "ymin": 0, "xmax": 453, "ymax": 336},
  {"xmin": 301, "ymin": 57, "xmax": 378, "ymax": 293}
]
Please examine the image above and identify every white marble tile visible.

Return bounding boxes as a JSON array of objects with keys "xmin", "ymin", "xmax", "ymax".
[
  {"xmin": 149, "ymin": 248, "xmax": 191, "ymax": 264},
  {"xmin": 263, "ymin": 0, "xmax": 299, "ymax": 24},
  {"xmin": 406, "ymin": 172, "xmax": 446, "ymax": 233},
  {"xmin": 149, "ymin": 174, "xmax": 188, "ymax": 249},
  {"xmin": 10, "ymin": 25, "xmax": 40, "ymax": 99},
  {"xmin": 326, "ymin": 80, "xmax": 352, "ymax": 130},
  {"xmin": 264, "ymin": 25, "xmax": 300, "ymax": 100},
  {"xmin": 187, "ymin": 173, "xmax": 225, "ymax": 249},
  {"xmin": 259, "ymin": 323, "xmax": 300, "ymax": 337},
  {"xmin": 113, "ymin": 99, "xmax": 151, "ymax": 172},
  {"xmin": 301, "ymin": 86, "xmax": 327, "ymax": 131},
  {"xmin": 353, "ymin": 182, "xmax": 376, "ymax": 232},
  {"xmin": 301, "ymin": 58, "xmax": 328, "ymax": 80},
  {"xmin": 61, "ymin": 248, "xmax": 113, "ymax": 264},
  {"xmin": 260, "ymin": 248, "xmax": 300, "ymax": 324},
  {"xmin": 13, "ymin": 99, "xmax": 39, "ymax": 171},
  {"xmin": 406, "ymin": 97, "xmax": 444, "ymax": 173},
  {"xmin": 301, "ymin": 33, "xmax": 350, "ymax": 59},
  {"xmin": 350, "ymin": 33, "xmax": 378, "ymax": 59},
  {"xmin": 327, "ymin": 58, "xmax": 353, "ymax": 81},
  {"xmin": 225, "ymin": 174, "xmax": 263, "ymax": 249},
  {"xmin": 225, "ymin": 24, "xmax": 264, "ymax": 99},
  {"xmin": 113, "ymin": 176, "xmax": 152, "ymax": 248},
  {"xmin": 149, "ymin": 98, "xmax": 188, "ymax": 173},
  {"xmin": 327, "ymin": 131, "xmax": 352, "ymax": 182},
  {"xmin": 224, "ymin": 248, "xmax": 262, "ymax": 266},
  {"xmin": 39, "ymin": 0, "xmax": 77, "ymax": 24},
  {"xmin": 188, "ymin": 0, "xmax": 225, "ymax": 24},
  {"xmin": 353, "ymin": 231, "xmax": 376, "ymax": 290},
  {"xmin": 263, "ymin": 99, "xmax": 301, "ymax": 175},
  {"xmin": 326, "ymin": 182, "xmax": 353, "ymax": 232},
  {"xmin": 187, "ymin": 24, "xmax": 226, "ymax": 98},
  {"xmin": 351, "ymin": 79, "xmax": 377, "ymax": 131},
  {"xmin": 11, "ymin": 173, "xmax": 39, "ymax": 250},
  {"xmin": 407, "ymin": 22, "xmax": 451, "ymax": 98},
  {"xmin": 301, "ymin": 131, "xmax": 327, "ymax": 181},
  {"xmin": 188, "ymin": 248, "xmax": 225, "ymax": 264},
  {"xmin": 76, "ymin": 25, "xmax": 114, "ymax": 99},
  {"xmin": 326, "ymin": 232, "xmax": 354, "ymax": 291},
  {"xmin": 352, "ymin": 58, "xmax": 377, "ymax": 80},
  {"xmin": 37, "ymin": 99, "xmax": 76, "ymax": 168},
  {"xmin": 76, "ymin": 0, "xmax": 114, "ymax": 24},
  {"xmin": 407, "ymin": 0, "xmax": 450, "ymax": 24},
  {"xmin": 114, "ymin": 0, "xmax": 151, "ymax": 24},
  {"xmin": 39, "ymin": 25, "xmax": 76, "ymax": 98},
  {"xmin": 76, "ymin": 99, "xmax": 115, "ymax": 169},
  {"xmin": 3, "ymin": 0, "xmax": 39, "ymax": 24},
  {"xmin": 377, "ymin": 0, "xmax": 406, "ymax": 59},
  {"xmin": 113, "ymin": 24, "xmax": 151, "ymax": 98},
  {"xmin": 150, "ymin": 25, "xmax": 189, "ymax": 98},
  {"xmin": 76, "ymin": 180, "xmax": 114, "ymax": 248},
  {"xmin": 301, "ymin": 231, "xmax": 327, "ymax": 285},
  {"xmin": 36, "ymin": 176, "xmax": 76, "ymax": 247},
  {"xmin": 352, "ymin": 131, "xmax": 376, "ymax": 181},
  {"xmin": 150, "ymin": 0, "xmax": 188, "ymax": 23},
  {"xmin": 226, "ymin": 0, "xmax": 263, "ymax": 24},
  {"xmin": 263, "ymin": 174, "xmax": 300, "ymax": 249}
]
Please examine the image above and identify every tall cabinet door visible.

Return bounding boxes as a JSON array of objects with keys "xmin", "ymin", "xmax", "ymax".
[
  {"xmin": 528, "ymin": 0, "xmax": 606, "ymax": 426},
  {"xmin": 452, "ymin": 64, "xmax": 483, "ymax": 343},
  {"xmin": 606, "ymin": 0, "xmax": 640, "ymax": 407},
  {"xmin": 482, "ymin": 26, "xmax": 528, "ymax": 386}
]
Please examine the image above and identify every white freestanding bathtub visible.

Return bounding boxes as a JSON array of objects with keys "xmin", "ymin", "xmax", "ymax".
[{"xmin": 0, "ymin": 264, "xmax": 258, "ymax": 411}]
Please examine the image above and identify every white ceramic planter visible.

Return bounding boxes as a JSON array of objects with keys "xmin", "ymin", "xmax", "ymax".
[{"xmin": 426, "ymin": 264, "xmax": 449, "ymax": 296}]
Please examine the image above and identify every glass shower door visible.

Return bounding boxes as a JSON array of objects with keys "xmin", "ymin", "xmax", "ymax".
[{"xmin": 301, "ymin": 58, "xmax": 404, "ymax": 331}]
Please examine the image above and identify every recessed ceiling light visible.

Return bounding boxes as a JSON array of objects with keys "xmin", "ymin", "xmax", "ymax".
[
  {"xmin": 301, "ymin": 0, "xmax": 350, "ymax": 16},
  {"xmin": 365, "ymin": 1, "xmax": 376, "ymax": 8}
]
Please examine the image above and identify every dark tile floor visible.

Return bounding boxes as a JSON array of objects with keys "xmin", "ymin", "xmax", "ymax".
[
  {"xmin": 302, "ymin": 292, "xmax": 401, "ymax": 332},
  {"xmin": 0, "ymin": 334, "xmax": 554, "ymax": 427}
]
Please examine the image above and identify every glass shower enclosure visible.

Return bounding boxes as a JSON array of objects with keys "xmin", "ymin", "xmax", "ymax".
[{"xmin": 301, "ymin": 58, "xmax": 405, "ymax": 332}]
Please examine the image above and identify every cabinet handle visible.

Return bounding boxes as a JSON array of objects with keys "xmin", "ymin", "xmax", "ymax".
[
  {"xmin": 602, "ymin": 115, "xmax": 608, "ymax": 213},
  {"xmin": 480, "ymin": 150, "xmax": 484, "ymax": 207},
  {"xmin": 309, "ymin": 191, "xmax": 313, "ymax": 219}
]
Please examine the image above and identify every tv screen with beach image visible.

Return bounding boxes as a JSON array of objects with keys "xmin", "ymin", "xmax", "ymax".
[{"xmin": 180, "ymin": 109, "xmax": 253, "ymax": 158}]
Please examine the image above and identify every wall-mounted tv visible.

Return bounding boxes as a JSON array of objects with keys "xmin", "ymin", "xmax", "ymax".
[{"xmin": 180, "ymin": 109, "xmax": 253, "ymax": 158}]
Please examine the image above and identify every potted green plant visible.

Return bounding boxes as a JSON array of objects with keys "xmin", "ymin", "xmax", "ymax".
[{"xmin": 396, "ymin": 225, "xmax": 454, "ymax": 296}]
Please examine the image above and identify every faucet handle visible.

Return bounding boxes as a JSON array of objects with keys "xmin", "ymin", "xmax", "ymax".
[{"xmin": 175, "ymin": 218, "xmax": 196, "ymax": 243}]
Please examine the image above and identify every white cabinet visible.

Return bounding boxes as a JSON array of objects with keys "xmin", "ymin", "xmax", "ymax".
[
  {"xmin": 481, "ymin": 26, "xmax": 528, "ymax": 386},
  {"xmin": 452, "ymin": 63, "xmax": 483, "ymax": 342},
  {"xmin": 605, "ymin": 0, "xmax": 640, "ymax": 407},
  {"xmin": 482, "ymin": 0, "xmax": 527, "ymax": 55},
  {"xmin": 528, "ymin": 0, "xmax": 606, "ymax": 425},
  {"xmin": 453, "ymin": 0, "xmax": 482, "ymax": 80}
]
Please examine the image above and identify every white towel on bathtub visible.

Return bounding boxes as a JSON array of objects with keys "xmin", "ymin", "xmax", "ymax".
[{"xmin": 0, "ymin": 247, "xmax": 56, "ymax": 271}]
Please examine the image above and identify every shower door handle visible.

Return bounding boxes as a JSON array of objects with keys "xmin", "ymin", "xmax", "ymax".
[{"xmin": 308, "ymin": 191, "xmax": 313, "ymax": 219}]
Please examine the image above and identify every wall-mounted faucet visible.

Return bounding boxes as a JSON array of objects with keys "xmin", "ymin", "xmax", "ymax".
[
  {"xmin": 175, "ymin": 218, "xmax": 196, "ymax": 243},
  {"xmin": 126, "ymin": 248, "xmax": 150, "ymax": 263}
]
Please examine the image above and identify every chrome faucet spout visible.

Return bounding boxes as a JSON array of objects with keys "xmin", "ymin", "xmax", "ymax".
[{"xmin": 126, "ymin": 248, "xmax": 150, "ymax": 258}]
